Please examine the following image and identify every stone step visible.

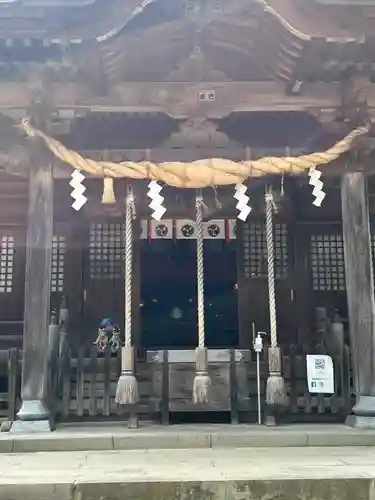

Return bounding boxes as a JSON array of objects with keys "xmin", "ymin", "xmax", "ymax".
[{"xmin": 0, "ymin": 444, "xmax": 373, "ymax": 499}]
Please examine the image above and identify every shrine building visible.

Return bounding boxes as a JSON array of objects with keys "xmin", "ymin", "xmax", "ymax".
[{"xmin": 0, "ymin": 0, "xmax": 375, "ymax": 431}]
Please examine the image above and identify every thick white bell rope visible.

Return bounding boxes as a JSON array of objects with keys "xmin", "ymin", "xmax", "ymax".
[
  {"xmin": 234, "ymin": 184, "xmax": 252, "ymax": 221},
  {"xmin": 124, "ymin": 190, "xmax": 134, "ymax": 349},
  {"xmin": 115, "ymin": 186, "xmax": 139, "ymax": 406},
  {"xmin": 265, "ymin": 191, "xmax": 277, "ymax": 349},
  {"xmin": 147, "ymin": 180, "xmax": 166, "ymax": 220},
  {"xmin": 196, "ymin": 196, "xmax": 205, "ymax": 352},
  {"xmin": 265, "ymin": 188, "xmax": 286, "ymax": 408},
  {"xmin": 70, "ymin": 169, "xmax": 87, "ymax": 211},
  {"xmin": 308, "ymin": 168, "xmax": 326, "ymax": 207},
  {"xmin": 193, "ymin": 194, "xmax": 211, "ymax": 404}
]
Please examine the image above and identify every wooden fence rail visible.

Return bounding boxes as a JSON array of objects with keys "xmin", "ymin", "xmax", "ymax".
[{"xmin": 0, "ymin": 342, "xmax": 353, "ymax": 429}]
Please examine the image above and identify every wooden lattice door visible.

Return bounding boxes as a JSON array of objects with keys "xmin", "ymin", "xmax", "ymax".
[
  {"xmin": 50, "ymin": 223, "xmax": 69, "ymax": 313},
  {"xmin": 238, "ymin": 219, "xmax": 295, "ymax": 346},
  {"xmin": 83, "ymin": 221, "xmax": 125, "ymax": 343},
  {"xmin": 307, "ymin": 223, "xmax": 347, "ymax": 317},
  {"xmin": 0, "ymin": 227, "xmax": 25, "ymax": 321},
  {"xmin": 0, "ymin": 227, "xmax": 26, "ymax": 347}
]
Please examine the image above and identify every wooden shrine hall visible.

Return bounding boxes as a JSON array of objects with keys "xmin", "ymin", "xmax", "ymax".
[{"xmin": 1, "ymin": 0, "xmax": 375, "ymax": 431}]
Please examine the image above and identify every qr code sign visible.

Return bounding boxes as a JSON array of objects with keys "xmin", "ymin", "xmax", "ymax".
[{"xmin": 315, "ymin": 358, "xmax": 325, "ymax": 370}]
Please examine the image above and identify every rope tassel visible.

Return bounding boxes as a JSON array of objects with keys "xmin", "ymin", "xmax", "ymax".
[
  {"xmin": 265, "ymin": 189, "xmax": 287, "ymax": 409},
  {"xmin": 102, "ymin": 177, "xmax": 116, "ymax": 204},
  {"xmin": 115, "ymin": 186, "xmax": 139, "ymax": 406},
  {"xmin": 193, "ymin": 195, "xmax": 211, "ymax": 404}
]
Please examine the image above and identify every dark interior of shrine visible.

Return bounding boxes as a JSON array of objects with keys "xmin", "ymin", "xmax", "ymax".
[{"xmin": 140, "ymin": 238, "xmax": 238, "ymax": 348}]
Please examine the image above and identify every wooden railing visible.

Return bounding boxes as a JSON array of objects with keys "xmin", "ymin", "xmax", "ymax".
[
  {"xmin": 147, "ymin": 344, "xmax": 353, "ymax": 424},
  {"xmin": 279, "ymin": 343, "xmax": 352, "ymax": 421},
  {"xmin": 57, "ymin": 346, "xmax": 150, "ymax": 421},
  {"xmin": 0, "ymin": 341, "xmax": 353, "ymax": 428},
  {"xmin": 0, "ymin": 348, "xmax": 20, "ymax": 430}
]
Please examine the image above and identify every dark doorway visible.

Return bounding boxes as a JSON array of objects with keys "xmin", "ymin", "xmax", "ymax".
[{"xmin": 140, "ymin": 236, "xmax": 238, "ymax": 348}]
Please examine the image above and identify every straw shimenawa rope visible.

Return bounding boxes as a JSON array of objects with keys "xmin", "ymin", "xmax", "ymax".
[{"xmin": 21, "ymin": 118, "xmax": 368, "ymax": 188}]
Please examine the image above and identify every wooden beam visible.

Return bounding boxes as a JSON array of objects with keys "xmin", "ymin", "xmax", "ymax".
[
  {"xmin": 0, "ymin": 81, "xmax": 350, "ymax": 119},
  {"xmin": 341, "ymin": 172, "xmax": 375, "ymax": 428},
  {"xmin": 12, "ymin": 142, "xmax": 54, "ymax": 433}
]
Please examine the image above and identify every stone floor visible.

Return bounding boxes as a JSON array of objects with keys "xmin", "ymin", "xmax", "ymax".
[
  {"xmin": 3, "ymin": 423, "xmax": 375, "ymax": 453},
  {"xmin": 2, "ymin": 445, "xmax": 375, "ymax": 482},
  {"xmin": 1, "ymin": 446, "xmax": 375, "ymax": 499},
  {"xmin": 3, "ymin": 424, "xmax": 375, "ymax": 498}
]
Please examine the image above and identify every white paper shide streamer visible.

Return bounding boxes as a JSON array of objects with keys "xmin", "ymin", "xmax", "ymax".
[
  {"xmin": 308, "ymin": 168, "xmax": 326, "ymax": 207},
  {"xmin": 234, "ymin": 184, "xmax": 252, "ymax": 221},
  {"xmin": 147, "ymin": 181, "xmax": 166, "ymax": 221},
  {"xmin": 70, "ymin": 169, "xmax": 87, "ymax": 211}
]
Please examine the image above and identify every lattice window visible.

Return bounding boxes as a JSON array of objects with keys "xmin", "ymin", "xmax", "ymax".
[
  {"xmin": 0, "ymin": 235, "xmax": 14, "ymax": 293},
  {"xmin": 51, "ymin": 235, "xmax": 66, "ymax": 293},
  {"xmin": 89, "ymin": 223, "xmax": 123, "ymax": 279},
  {"xmin": 310, "ymin": 234, "xmax": 345, "ymax": 291},
  {"xmin": 243, "ymin": 222, "xmax": 288, "ymax": 279}
]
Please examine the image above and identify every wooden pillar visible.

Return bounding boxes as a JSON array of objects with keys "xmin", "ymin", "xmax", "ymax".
[
  {"xmin": 12, "ymin": 158, "xmax": 54, "ymax": 433},
  {"xmin": 341, "ymin": 172, "xmax": 375, "ymax": 428}
]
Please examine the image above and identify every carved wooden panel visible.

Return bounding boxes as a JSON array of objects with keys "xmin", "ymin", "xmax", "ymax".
[
  {"xmin": 89, "ymin": 223, "xmax": 123, "ymax": 280},
  {"xmin": 148, "ymin": 349, "xmax": 252, "ymax": 413},
  {"xmin": 310, "ymin": 234, "xmax": 345, "ymax": 291},
  {"xmin": 0, "ymin": 234, "xmax": 14, "ymax": 293},
  {"xmin": 51, "ymin": 235, "xmax": 66, "ymax": 293},
  {"xmin": 242, "ymin": 221, "xmax": 288, "ymax": 279}
]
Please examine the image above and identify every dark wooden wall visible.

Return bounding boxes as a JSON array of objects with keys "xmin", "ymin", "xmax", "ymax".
[{"xmin": 1, "ymin": 174, "xmax": 374, "ymax": 351}]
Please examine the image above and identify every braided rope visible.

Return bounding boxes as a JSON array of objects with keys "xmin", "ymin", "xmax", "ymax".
[
  {"xmin": 124, "ymin": 188, "xmax": 133, "ymax": 348},
  {"xmin": 196, "ymin": 196, "xmax": 205, "ymax": 348},
  {"xmin": 265, "ymin": 190, "xmax": 277, "ymax": 349},
  {"xmin": 21, "ymin": 118, "xmax": 368, "ymax": 188}
]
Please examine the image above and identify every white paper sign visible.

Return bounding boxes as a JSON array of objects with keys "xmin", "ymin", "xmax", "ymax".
[{"xmin": 306, "ymin": 354, "xmax": 334, "ymax": 394}]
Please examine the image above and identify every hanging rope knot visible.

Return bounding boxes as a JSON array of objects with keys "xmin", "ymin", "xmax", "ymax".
[
  {"xmin": 265, "ymin": 190, "xmax": 278, "ymax": 214},
  {"xmin": 21, "ymin": 117, "xmax": 38, "ymax": 137},
  {"xmin": 212, "ymin": 187, "xmax": 223, "ymax": 210},
  {"xmin": 196, "ymin": 195, "xmax": 209, "ymax": 218},
  {"xmin": 265, "ymin": 192, "xmax": 273, "ymax": 203},
  {"xmin": 127, "ymin": 188, "xmax": 136, "ymax": 218}
]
